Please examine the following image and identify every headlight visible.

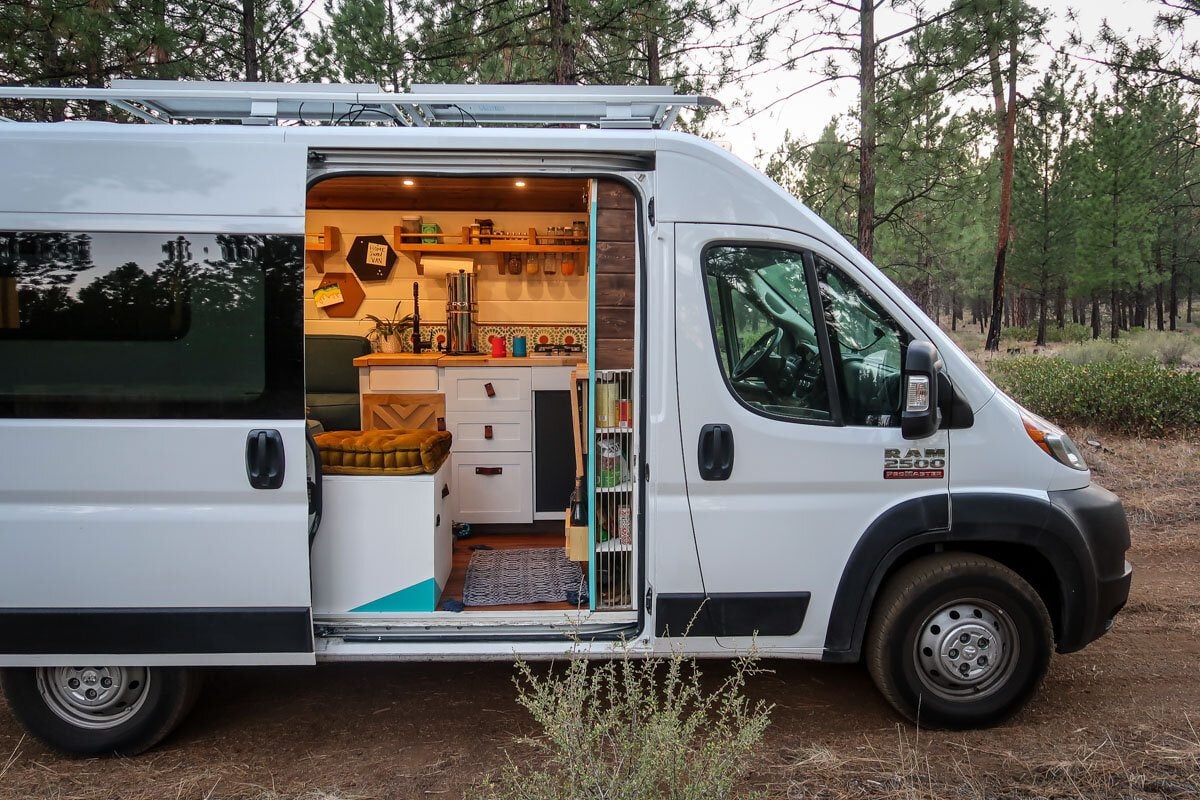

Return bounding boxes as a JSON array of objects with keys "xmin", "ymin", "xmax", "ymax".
[{"xmin": 1021, "ymin": 411, "xmax": 1088, "ymax": 471}]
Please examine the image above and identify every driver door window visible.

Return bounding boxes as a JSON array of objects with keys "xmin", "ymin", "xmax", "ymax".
[{"xmin": 703, "ymin": 246, "xmax": 832, "ymax": 422}]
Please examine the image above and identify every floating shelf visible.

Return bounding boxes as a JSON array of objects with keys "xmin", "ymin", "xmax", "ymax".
[
  {"xmin": 393, "ymin": 225, "xmax": 587, "ymax": 270},
  {"xmin": 596, "ymin": 426, "xmax": 633, "ymax": 434},
  {"xmin": 305, "ymin": 226, "xmax": 339, "ymax": 273},
  {"xmin": 595, "ymin": 539, "xmax": 632, "ymax": 553},
  {"xmin": 596, "ymin": 482, "xmax": 633, "ymax": 494}
]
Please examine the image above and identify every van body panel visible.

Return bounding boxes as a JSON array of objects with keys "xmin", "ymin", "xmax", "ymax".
[{"xmin": 672, "ymin": 222, "xmax": 951, "ymax": 651}]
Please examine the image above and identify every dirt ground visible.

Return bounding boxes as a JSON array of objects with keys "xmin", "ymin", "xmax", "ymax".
[{"xmin": 1, "ymin": 432, "xmax": 1197, "ymax": 799}]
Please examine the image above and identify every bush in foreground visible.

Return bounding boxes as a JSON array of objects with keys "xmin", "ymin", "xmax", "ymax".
[
  {"xmin": 483, "ymin": 644, "xmax": 771, "ymax": 800},
  {"xmin": 988, "ymin": 356, "xmax": 1200, "ymax": 435}
]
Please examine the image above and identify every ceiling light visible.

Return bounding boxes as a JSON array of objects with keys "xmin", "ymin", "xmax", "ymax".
[
  {"xmin": 402, "ymin": 179, "xmax": 415, "ymax": 186},
  {"xmin": 514, "ymin": 180, "xmax": 526, "ymax": 187}
]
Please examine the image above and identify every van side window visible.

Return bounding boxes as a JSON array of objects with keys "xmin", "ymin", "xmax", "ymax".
[
  {"xmin": 702, "ymin": 246, "xmax": 832, "ymax": 423},
  {"xmin": 0, "ymin": 231, "xmax": 303, "ymax": 419},
  {"xmin": 814, "ymin": 256, "xmax": 907, "ymax": 427}
]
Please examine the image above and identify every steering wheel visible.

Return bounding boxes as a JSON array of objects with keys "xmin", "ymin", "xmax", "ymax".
[{"xmin": 732, "ymin": 327, "xmax": 784, "ymax": 381}]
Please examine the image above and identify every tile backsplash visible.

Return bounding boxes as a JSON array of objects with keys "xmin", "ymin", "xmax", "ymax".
[{"xmin": 386, "ymin": 323, "xmax": 587, "ymax": 354}]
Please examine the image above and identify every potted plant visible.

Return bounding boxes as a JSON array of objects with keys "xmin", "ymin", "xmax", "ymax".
[{"xmin": 364, "ymin": 301, "xmax": 413, "ymax": 353}]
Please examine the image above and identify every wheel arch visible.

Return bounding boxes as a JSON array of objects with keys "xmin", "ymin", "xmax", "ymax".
[{"xmin": 823, "ymin": 492, "xmax": 1095, "ymax": 662}]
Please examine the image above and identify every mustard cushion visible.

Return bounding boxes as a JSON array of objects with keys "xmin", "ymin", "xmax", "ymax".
[{"xmin": 315, "ymin": 429, "xmax": 452, "ymax": 475}]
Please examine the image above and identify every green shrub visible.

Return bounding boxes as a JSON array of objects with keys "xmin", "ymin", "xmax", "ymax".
[
  {"xmin": 1005, "ymin": 323, "xmax": 1091, "ymax": 344},
  {"xmin": 483, "ymin": 644, "xmax": 771, "ymax": 800},
  {"xmin": 988, "ymin": 356, "xmax": 1200, "ymax": 435}
]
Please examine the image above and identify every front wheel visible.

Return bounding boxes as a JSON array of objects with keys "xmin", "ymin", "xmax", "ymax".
[
  {"xmin": 865, "ymin": 553, "xmax": 1053, "ymax": 729},
  {"xmin": 1, "ymin": 666, "xmax": 201, "ymax": 756}
]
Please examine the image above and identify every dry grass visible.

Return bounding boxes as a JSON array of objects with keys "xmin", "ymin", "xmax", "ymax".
[
  {"xmin": 1072, "ymin": 428, "xmax": 1200, "ymax": 535},
  {"xmin": 780, "ymin": 721, "xmax": 1200, "ymax": 800}
]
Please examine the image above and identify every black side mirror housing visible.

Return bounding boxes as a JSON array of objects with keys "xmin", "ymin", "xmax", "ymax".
[{"xmin": 901, "ymin": 341, "xmax": 942, "ymax": 440}]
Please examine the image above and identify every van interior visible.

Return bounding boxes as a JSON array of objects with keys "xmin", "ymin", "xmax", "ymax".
[{"xmin": 303, "ymin": 174, "xmax": 638, "ymax": 624}]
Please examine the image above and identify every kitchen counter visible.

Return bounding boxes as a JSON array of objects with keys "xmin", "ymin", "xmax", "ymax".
[{"xmin": 353, "ymin": 353, "xmax": 586, "ymax": 368}]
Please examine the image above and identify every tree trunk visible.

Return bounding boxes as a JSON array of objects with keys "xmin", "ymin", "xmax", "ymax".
[
  {"xmin": 1036, "ymin": 281, "xmax": 1047, "ymax": 347},
  {"xmin": 1110, "ymin": 286, "xmax": 1120, "ymax": 340},
  {"xmin": 646, "ymin": 19, "xmax": 661, "ymax": 84},
  {"xmin": 549, "ymin": 0, "xmax": 574, "ymax": 84},
  {"xmin": 242, "ymin": 0, "xmax": 259, "ymax": 82},
  {"xmin": 984, "ymin": 31, "xmax": 1018, "ymax": 352},
  {"xmin": 1091, "ymin": 293, "xmax": 1101, "ymax": 340},
  {"xmin": 856, "ymin": 0, "xmax": 876, "ymax": 260}
]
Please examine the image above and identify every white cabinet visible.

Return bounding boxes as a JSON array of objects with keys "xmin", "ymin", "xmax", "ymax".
[
  {"xmin": 450, "ymin": 451, "xmax": 533, "ymax": 524},
  {"xmin": 444, "ymin": 410, "xmax": 532, "ymax": 452},
  {"xmin": 310, "ymin": 466, "xmax": 452, "ymax": 615},
  {"xmin": 442, "ymin": 367, "xmax": 532, "ymax": 413}
]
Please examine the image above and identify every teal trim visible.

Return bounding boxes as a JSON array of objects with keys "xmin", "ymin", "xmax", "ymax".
[
  {"xmin": 350, "ymin": 578, "xmax": 440, "ymax": 612},
  {"xmin": 587, "ymin": 180, "xmax": 599, "ymax": 612}
]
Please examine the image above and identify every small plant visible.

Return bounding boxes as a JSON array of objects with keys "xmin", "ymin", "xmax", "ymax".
[
  {"xmin": 363, "ymin": 300, "xmax": 412, "ymax": 353},
  {"xmin": 482, "ymin": 640, "xmax": 772, "ymax": 800}
]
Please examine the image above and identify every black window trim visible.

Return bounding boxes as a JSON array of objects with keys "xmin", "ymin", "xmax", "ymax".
[
  {"xmin": 699, "ymin": 240, "xmax": 844, "ymax": 428},
  {"xmin": 0, "ymin": 230, "xmax": 305, "ymax": 421}
]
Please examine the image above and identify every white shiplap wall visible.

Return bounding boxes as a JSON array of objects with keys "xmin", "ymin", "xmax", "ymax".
[{"xmin": 305, "ymin": 209, "xmax": 588, "ymax": 337}]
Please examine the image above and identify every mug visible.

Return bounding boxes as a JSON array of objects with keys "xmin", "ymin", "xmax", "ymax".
[{"xmin": 512, "ymin": 335, "xmax": 527, "ymax": 358}]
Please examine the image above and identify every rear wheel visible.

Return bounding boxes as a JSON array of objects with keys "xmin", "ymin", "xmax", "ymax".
[
  {"xmin": 1, "ymin": 666, "xmax": 201, "ymax": 756},
  {"xmin": 865, "ymin": 553, "xmax": 1053, "ymax": 728}
]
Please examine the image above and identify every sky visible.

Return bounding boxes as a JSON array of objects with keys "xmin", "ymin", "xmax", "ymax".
[{"xmin": 705, "ymin": 0, "xmax": 1185, "ymax": 165}]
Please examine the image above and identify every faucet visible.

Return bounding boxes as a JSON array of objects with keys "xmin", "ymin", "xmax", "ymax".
[{"xmin": 410, "ymin": 281, "xmax": 432, "ymax": 354}]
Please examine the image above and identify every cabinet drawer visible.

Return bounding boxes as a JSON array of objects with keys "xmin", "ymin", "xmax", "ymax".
[
  {"xmin": 443, "ymin": 367, "xmax": 531, "ymax": 412},
  {"xmin": 445, "ymin": 411, "xmax": 531, "ymax": 452},
  {"xmin": 451, "ymin": 452, "xmax": 532, "ymax": 525},
  {"xmin": 366, "ymin": 366, "xmax": 439, "ymax": 392}
]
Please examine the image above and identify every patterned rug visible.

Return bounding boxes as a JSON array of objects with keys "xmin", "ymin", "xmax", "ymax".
[{"xmin": 462, "ymin": 547, "xmax": 584, "ymax": 606}]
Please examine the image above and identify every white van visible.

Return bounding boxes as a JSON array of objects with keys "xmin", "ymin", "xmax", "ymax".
[{"xmin": 0, "ymin": 82, "xmax": 1131, "ymax": 755}]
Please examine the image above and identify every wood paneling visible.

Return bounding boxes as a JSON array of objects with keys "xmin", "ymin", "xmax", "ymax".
[
  {"xmin": 593, "ymin": 180, "xmax": 637, "ymax": 370},
  {"xmin": 596, "ymin": 208, "xmax": 635, "ymax": 243},
  {"xmin": 361, "ymin": 393, "xmax": 445, "ymax": 432},
  {"xmin": 596, "ymin": 182, "xmax": 637, "ymax": 210},
  {"xmin": 595, "ymin": 241, "xmax": 636, "ymax": 273},
  {"xmin": 309, "ymin": 176, "xmax": 589, "ymax": 213}
]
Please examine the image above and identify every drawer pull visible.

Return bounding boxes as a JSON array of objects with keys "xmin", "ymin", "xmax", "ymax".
[
  {"xmin": 484, "ymin": 424, "xmax": 494, "ymax": 440},
  {"xmin": 475, "ymin": 466, "xmax": 503, "ymax": 476},
  {"xmin": 437, "ymin": 416, "xmax": 446, "ymax": 431},
  {"xmin": 484, "ymin": 382, "xmax": 496, "ymax": 397},
  {"xmin": 441, "ymin": 483, "xmax": 450, "ymax": 498}
]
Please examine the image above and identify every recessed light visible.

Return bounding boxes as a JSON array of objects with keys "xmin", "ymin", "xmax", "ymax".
[
  {"xmin": 402, "ymin": 179, "xmax": 415, "ymax": 186},
  {"xmin": 514, "ymin": 180, "xmax": 526, "ymax": 188}
]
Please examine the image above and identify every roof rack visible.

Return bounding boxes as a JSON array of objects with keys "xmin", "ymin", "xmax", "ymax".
[{"xmin": 0, "ymin": 80, "xmax": 719, "ymax": 130}]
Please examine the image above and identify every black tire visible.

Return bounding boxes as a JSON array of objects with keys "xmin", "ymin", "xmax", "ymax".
[
  {"xmin": 1, "ymin": 666, "xmax": 201, "ymax": 756},
  {"xmin": 865, "ymin": 553, "xmax": 1053, "ymax": 729}
]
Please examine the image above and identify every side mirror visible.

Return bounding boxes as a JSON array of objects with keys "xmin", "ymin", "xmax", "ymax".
[{"xmin": 901, "ymin": 341, "xmax": 942, "ymax": 440}]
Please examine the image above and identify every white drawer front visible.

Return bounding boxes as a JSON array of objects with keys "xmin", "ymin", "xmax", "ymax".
[
  {"xmin": 443, "ymin": 367, "xmax": 531, "ymax": 412},
  {"xmin": 366, "ymin": 366, "xmax": 439, "ymax": 392},
  {"xmin": 531, "ymin": 366, "xmax": 575, "ymax": 390},
  {"xmin": 451, "ymin": 452, "xmax": 533, "ymax": 524},
  {"xmin": 446, "ymin": 411, "xmax": 531, "ymax": 452}
]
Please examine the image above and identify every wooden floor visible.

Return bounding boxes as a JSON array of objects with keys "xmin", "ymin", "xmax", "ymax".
[{"xmin": 439, "ymin": 530, "xmax": 583, "ymax": 612}]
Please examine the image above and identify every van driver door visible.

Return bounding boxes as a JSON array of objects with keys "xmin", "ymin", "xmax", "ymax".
[
  {"xmin": 0, "ymin": 131, "xmax": 313, "ymax": 665},
  {"xmin": 670, "ymin": 223, "xmax": 949, "ymax": 653}
]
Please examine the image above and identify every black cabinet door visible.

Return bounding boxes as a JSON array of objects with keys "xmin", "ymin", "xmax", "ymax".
[{"xmin": 533, "ymin": 390, "xmax": 576, "ymax": 513}]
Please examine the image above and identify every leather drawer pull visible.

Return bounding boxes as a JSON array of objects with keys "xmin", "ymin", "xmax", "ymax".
[
  {"xmin": 484, "ymin": 382, "xmax": 496, "ymax": 397},
  {"xmin": 441, "ymin": 483, "xmax": 450, "ymax": 498},
  {"xmin": 437, "ymin": 417, "xmax": 446, "ymax": 431},
  {"xmin": 484, "ymin": 424, "xmax": 494, "ymax": 440},
  {"xmin": 475, "ymin": 466, "xmax": 503, "ymax": 476}
]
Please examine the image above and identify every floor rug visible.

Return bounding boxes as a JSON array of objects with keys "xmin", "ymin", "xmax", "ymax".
[{"xmin": 462, "ymin": 547, "xmax": 584, "ymax": 606}]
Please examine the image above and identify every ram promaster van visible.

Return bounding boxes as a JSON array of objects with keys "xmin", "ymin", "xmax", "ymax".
[{"xmin": 0, "ymin": 82, "xmax": 1132, "ymax": 755}]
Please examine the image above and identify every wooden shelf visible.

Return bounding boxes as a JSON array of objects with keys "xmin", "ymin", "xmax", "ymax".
[
  {"xmin": 595, "ymin": 539, "xmax": 632, "ymax": 553},
  {"xmin": 393, "ymin": 225, "xmax": 587, "ymax": 270},
  {"xmin": 305, "ymin": 226, "xmax": 339, "ymax": 273}
]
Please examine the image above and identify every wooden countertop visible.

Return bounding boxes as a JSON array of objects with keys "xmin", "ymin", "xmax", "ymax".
[{"xmin": 353, "ymin": 353, "xmax": 586, "ymax": 368}]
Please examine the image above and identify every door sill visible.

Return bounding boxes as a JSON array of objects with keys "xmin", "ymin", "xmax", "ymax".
[{"xmin": 315, "ymin": 610, "xmax": 637, "ymax": 643}]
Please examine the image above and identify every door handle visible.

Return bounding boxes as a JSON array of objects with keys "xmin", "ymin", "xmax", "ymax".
[
  {"xmin": 246, "ymin": 429, "xmax": 286, "ymax": 489},
  {"xmin": 476, "ymin": 466, "xmax": 503, "ymax": 476},
  {"xmin": 697, "ymin": 423, "xmax": 734, "ymax": 481}
]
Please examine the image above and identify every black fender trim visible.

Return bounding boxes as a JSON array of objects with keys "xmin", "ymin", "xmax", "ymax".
[
  {"xmin": 822, "ymin": 490, "xmax": 1118, "ymax": 662},
  {"xmin": 0, "ymin": 608, "xmax": 314, "ymax": 655},
  {"xmin": 656, "ymin": 592, "xmax": 810, "ymax": 638}
]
